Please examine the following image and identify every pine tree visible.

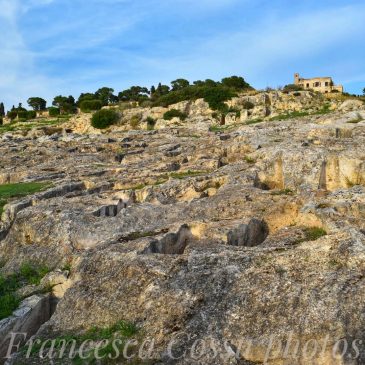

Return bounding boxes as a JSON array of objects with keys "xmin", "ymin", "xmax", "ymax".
[{"xmin": 0, "ymin": 102, "xmax": 5, "ymax": 117}]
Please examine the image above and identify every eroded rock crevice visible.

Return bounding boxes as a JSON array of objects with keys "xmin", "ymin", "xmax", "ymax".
[
  {"xmin": 142, "ymin": 224, "xmax": 194, "ymax": 254},
  {"xmin": 227, "ymin": 218, "xmax": 269, "ymax": 247}
]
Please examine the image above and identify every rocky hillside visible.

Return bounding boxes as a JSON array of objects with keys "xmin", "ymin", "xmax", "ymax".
[{"xmin": 1, "ymin": 91, "xmax": 365, "ymax": 364}]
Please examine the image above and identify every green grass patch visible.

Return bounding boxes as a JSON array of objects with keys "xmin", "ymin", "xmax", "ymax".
[
  {"xmin": 0, "ymin": 263, "xmax": 50, "ymax": 320},
  {"xmin": 245, "ymin": 118, "xmax": 264, "ymax": 125},
  {"xmin": 0, "ymin": 119, "xmax": 66, "ymax": 135},
  {"xmin": 268, "ymin": 105, "xmax": 332, "ymax": 122},
  {"xmin": 209, "ymin": 124, "xmax": 230, "ymax": 132},
  {"xmin": 169, "ymin": 170, "xmax": 207, "ymax": 179},
  {"xmin": 243, "ymin": 156, "xmax": 256, "ymax": 164},
  {"xmin": 295, "ymin": 227, "xmax": 327, "ymax": 244},
  {"xmin": 270, "ymin": 111, "xmax": 310, "ymax": 121},
  {"xmin": 312, "ymin": 104, "xmax": 331, "ymax": 115},
  {"xmin": 23, "ymin": 320, "xmax": 139, "ymax": 364},
  {"xmin": 0, "ymin": 182, "xmax": 52, "ymax": 216}
]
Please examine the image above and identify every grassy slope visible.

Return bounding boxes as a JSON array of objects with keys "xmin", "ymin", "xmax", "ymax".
[{"xmin": 0, "ymin": 182, "xmax": 52, "ymax": 216}]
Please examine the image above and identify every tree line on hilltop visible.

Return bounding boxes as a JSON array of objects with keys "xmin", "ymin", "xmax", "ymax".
[
  {"xmin": 2, "ymin": 79, "xmax": 364, "ymax": 125},
  {"xmin": 0, "ymin": 76, "xmax": 253, "ymax": 123}
]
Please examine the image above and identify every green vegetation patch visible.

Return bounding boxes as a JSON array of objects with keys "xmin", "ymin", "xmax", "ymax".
[
  {"xmin": 0, "ymin": 263, "xmax": 50, "ymax": 320},
  {"xmin": 80, "ymin": 99, "xmax": 103, "ymax": 113},
  {"xmin": 270, "ymin": 111, "xmax": 310, "ymax": 121},
  {"xmin": 245, "ymin": 118, "xmax": 264, "ymax": 125},
  {"xmin": 0, "ymin": 182, "xmax": 52, "ymax": 216},
  {"xmin": 146, "ymin": 116, "xmax": 156, "ymax": 130},
  {"xmin": 295, "ymin": 227, "xmax": 327, "ymax": 244},
  {"xmin": 313, "ymin": 104, "xmax": 331, "ymax": 115},
  {"xmin": 23, "ymin": 320, "xmax": 139, "ymax": 364},
  {"xmin": 270, "ymin": 188, "xmax": 294, "ymax": 196},
  {"xmin": 209, "ymin": 124, "xmax": 230, "ymax": 132},
  {"xmin": 91, "ymin": 109, "xmax": 119, "ymax": 129},
  {"xmin": 163, "ymin": 109, "xmax": 187, "ymax": 121},
  {"xmin": 243, "ymin": 156, "xmax": 256, "ymax": 164},
  {"xmin": 0, "ymin": 118, "xmax": 67, "ymax": 135}
]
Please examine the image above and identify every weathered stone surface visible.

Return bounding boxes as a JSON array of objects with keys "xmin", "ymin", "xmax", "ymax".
[
  {"xmin": 227, "ymin": 218, "xmax": 269, "ymax": 247},
  {"xmin": 1, "ymin": 93, "xmax": 365, "ymax": 364}
]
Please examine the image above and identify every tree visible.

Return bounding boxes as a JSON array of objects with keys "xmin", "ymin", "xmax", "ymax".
[
  {"xmin": 52, "ymin": 95, "xmax": 76, "ymax": 114},
  {"xmin": 193, "ymin": 79, "xmax": 217, "ymax": 87},
  {"xmin": 80, "ymin": 100, "xmax": 103, "ymax": 113},
  {"xmin": 154, "ymin": 83, "xmax": 170, "ymax": 97},
  {"xmin": 77, "ymin": 93, "xmax": 96, "ymax": 106},
  {"xmin": 27, "ymin": 97, "xmax": 47, "ymax": 111},
  {"xmin": 95, "ymin": 87, "xmax": 116, "ymax": 106},
  {"xmin": 221, "ymin": 76, "xmax": 252, "ymax": 90},
  {"xmin": 203, "ymin": 79, "xmax": 218, "ymax": 87},
  {"xmin": 118, "ymin": 86, "xmax": 149, "ymax": 102},
  {"xmin": 18, "ymin": 103, "xmax": 26, "ymax": 111},
  {"xmin": 0, "ymin": 102, "xmax": 5, "ymax": 117},
  {"xmin": 171, "ymin": 79, "xmax": 190, "ymax": 91},
  {"xmin": 363, "ymin": 88, "xmax": 365, "ymax": 96}
]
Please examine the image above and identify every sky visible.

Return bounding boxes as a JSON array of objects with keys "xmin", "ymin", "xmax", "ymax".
[{"xmin": 0, "ymin": 0, "xmax": 364, "ymax": 109}]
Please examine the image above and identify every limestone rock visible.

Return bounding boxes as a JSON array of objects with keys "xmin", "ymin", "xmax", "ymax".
[{"xmin": 1, "ymin": 94, "xmax": 365, "ymax": 364}]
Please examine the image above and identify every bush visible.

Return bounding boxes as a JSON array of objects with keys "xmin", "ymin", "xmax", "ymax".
[
  {"xmin": 0, "ymin": 262, "xmax": 50, "ymax": 320},
  {"xmin": 221, "ymin": 76, "xmax": 252, "ymax": 90},
  {"xmin": 130, "ymin": 115, "xmax": 141, "ymax": 129},
  {"xmin": 155, "ymin": 84, "xmax": 235, "ymax": 110},
  {"xmin": 17, "ymin": 111, "xmax": 28, "ymax": 119},
  {"xmin": 202, "ymin": 86, "xmax": 236, "ymax": 111},
  {"xmin": 48, "ymin": 107, "xmax": 60, "ymax": 117},
  {"xmin": 0, "ymin": 117, "xmax": 3, "ymax": 125},
  {"xmin": 163, "ymin": 109, "xmax": 187, "ymax": 121},
  {"xmin": 7, "ymin": 111, "xmax": 17, "ymax": 120},
  {"xmin": 27, "ymin": 110, "xmax": 37, "ymax": 119},
  {"xmin": 91, "ymin": 109, "xmax": 119, "ymax": 129},
  {"xmin": 80, "ymin": 100, "xmax": 103, "ymax": 113},
  {"xmin": 283, "ymin": 84, "xmax": 303, "ymax": 92},
  {"xmin": 139, "ymin": 100, "xmax": 153, "ymax": 108},
  {"xmin": 146, "ymin": 116, "xmax": 156, "ymax": 130},
  {"xmin": 242, "ymin": 101, "xmax": 255, "ymax": 110}
]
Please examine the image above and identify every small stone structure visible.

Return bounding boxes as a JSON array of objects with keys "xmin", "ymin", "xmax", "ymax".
[{"xmin": 294, "ymin": 73, "xmax": 343, "ymax": 93}]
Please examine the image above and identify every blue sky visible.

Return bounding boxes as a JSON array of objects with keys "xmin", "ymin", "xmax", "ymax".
[{"xmin": 0, "ymin": 0, "xmax": 364, "ymax": 109}]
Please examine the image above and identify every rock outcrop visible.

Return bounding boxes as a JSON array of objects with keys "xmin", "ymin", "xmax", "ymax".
[{"xmin": 1, "ymin": 93, "xmax": 365, "ymax": 364}]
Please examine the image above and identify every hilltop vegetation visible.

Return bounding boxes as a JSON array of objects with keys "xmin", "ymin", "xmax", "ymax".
[{"xmin": 1, "ymin": 76, "xmax": 252, "ymax": 121}]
